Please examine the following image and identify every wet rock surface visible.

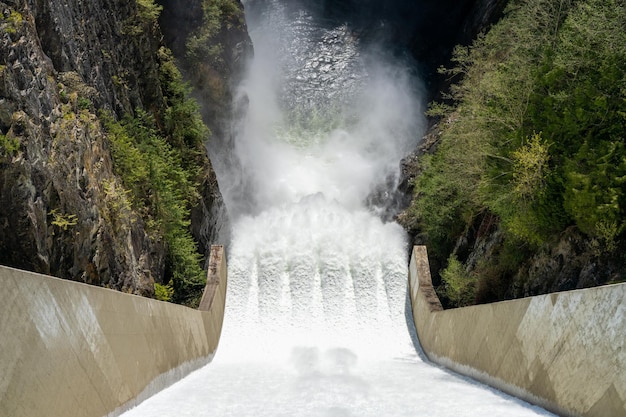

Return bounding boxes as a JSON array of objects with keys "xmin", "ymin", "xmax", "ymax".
[{"xmin": 281, "ymin": 18, "xmax": 364, "ymax": 122}]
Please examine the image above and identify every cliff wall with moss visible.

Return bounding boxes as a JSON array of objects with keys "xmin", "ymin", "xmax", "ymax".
[
  {"xmin": 0, "ymin": 0, "xmax": 246, "ymax": 304},
  {"xmin": 399, "ymin": 0, "xmax": 626, "ymax": 307}
]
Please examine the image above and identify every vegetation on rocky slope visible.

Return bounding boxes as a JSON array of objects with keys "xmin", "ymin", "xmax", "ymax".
[
  {"xmin": 401, "ymin": 0, "xmax": 626, "ymax": 306},
  {"xmin": 96, "ymin": 2, "xmax": 224, "ymax": 306},
  {"xmin": 0, "ymin": 0, "xmax": 239, "ymax": 306},
  {"xmin": 174, "ymin": 0, "xmax": 251, "ymax": 142},
  {"xmin": 186, "ymin": 0, "xmax": 244, "ymax": 66},
  {"xmin": 104, "ymin": 44, "xmax": 213, "ymax": 306}
]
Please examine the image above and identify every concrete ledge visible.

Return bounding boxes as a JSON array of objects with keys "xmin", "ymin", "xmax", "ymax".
[
  {"xmin": 0, "ymin": 245, "xmax": 228, "ymax": 417},
  {"xmin": 409, "ymin": 245, "xmax": 626, "ymax": 417}
]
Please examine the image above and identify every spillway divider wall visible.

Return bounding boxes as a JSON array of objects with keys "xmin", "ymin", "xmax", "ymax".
[
  {"xmin": 408, "ymin": 245, "xmax": 626, "ymax": 417},
  {"xmin": 0, "ymin": 245, "xmax": 228, "ymax": 417}
]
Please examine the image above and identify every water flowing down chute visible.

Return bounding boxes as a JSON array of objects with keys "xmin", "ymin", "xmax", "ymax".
[{"xmin": 121, "ymin": 2, "xmax": 554, "ymax": 416}]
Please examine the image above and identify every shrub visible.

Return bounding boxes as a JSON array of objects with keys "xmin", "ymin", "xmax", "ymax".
[
  {"xmin": 186, "ymin": 0, "xmax": 243, "ymax": 65},
  {"xmin": 137, "ymin": 0, "xmax": 162, "ymax": 23},
  {"xmin": 123, "ymin": 0, "xmax": 162, "ymax": 35},
  {"xmin": 511, "ymin": 133, "xmax": 550, "ymax": 201},
  {"xmin": 155, "ymin": 281, "xmax": 174, "ymax": 302},
  {"xmin": 1, "ymin": 9, "xmax": 23, "ymax": 34},
  {"xmin": 0, "ymin": 133, "xmax": 19, "ymax": 157},
  {"xmin": 104, "ymin": 110, "xmax": 205, "ymax": 306},
  {"xmin": 440, "ymin": 255, "xmax": 477, "ymax": 307},
  {"xmin": 49, "ymin": 209, "xmax": 78, "ymax": 231}
]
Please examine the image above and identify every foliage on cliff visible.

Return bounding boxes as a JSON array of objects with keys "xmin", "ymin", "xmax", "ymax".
[
  {"xmin": 104, "ymin": 32, "xmax": 212, "ymax": 307},
  {"xmin": 164, "ymin": 0, "xmax": 251, "ymax": 142},
  {"xmin": 104, "ymin": 111, "xmax": 205, "ymax": 306},
  {"xmin": 0, "ymin": 0, "xmax": 232, "ymax": 306},
  {"xmin": 403, "ymin": 0, "xmax": 626, "ymax": 306},
  {"xmin": 186, "ymin": 0, "xmax": 245, "ymax": 67}
]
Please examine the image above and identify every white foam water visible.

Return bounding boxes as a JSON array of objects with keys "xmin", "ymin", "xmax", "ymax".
[
  {"xmin": 120, "ymin": 195, "xmax": 553, "ymax": 417},
  {"xmin": 220, "ymin": 196, "xmax": 411, "ymax": 362},
  {"xmin": 120, "ymin": 2, "xmax": 555, "ymax": 416}
]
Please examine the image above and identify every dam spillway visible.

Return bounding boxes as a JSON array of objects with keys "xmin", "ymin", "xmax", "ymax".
[
  {"xmin": 121, "ymin": 1, "xmax": 554, "ymax": 416},
  {"xmin": 120, "ymin": 211, "xmax": 554, "ymax": 417}
]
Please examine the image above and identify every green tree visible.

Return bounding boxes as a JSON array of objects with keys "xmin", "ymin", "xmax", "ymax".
[
  {"xmin": 405, "ymin": 0, "xmax": 626, "ymax": 302},
  {"xmin": 440, "ymin": 255, "xmax": 477, "ymax": 307}
]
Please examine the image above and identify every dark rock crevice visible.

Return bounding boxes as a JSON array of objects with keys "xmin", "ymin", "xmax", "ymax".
[{"xmin": 293, "ymin": 0, "xmax": 508, "ymax": 97}]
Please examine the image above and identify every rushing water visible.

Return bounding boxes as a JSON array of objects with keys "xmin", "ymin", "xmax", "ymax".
[{"xmin": 121, "ymin": 2, "xmax": 554, "ymax": 416}]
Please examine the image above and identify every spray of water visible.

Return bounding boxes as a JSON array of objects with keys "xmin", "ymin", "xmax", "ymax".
[
  {"xmin": 121, "ymin": 2, "xmax": 555, "ymax": 416},
  {"xmin": 221, "ymin": 0, "xmax": 423, "ymax": 217},
  {"xmin": 214, "ymin": 0, "xmax": 425, "ymax": 361}
]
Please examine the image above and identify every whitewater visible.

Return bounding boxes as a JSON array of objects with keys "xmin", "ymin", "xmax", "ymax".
[{"xmin": 121, "ymin": 1, "xmax": 554, "ymax": 416}]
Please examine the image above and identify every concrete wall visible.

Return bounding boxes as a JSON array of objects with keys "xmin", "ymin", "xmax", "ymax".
[
  {"xmin": 0, "ymin": 245, "xmax": 228, "ymax": 417},
  {"xmin": 409, "ymin": 245, "xmax": 626, "ymax": 417}
]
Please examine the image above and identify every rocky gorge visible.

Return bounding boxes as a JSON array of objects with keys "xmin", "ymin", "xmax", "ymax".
[
  {"xmin": 2, "ymin": 0, "xmax": 618, "ymax": 308},
  {"xmin": 0, "ymin": 0, "xmax": 497, "ymax": 301},
  {"xmin": 0, "ymin": 0, "xmax": 248, "ymax": 302}
]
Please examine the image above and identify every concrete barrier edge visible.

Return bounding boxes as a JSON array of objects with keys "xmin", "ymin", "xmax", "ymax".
[
  {"xmin": 0, "ymin": 245, "xmax": 228, "ymax": 417},
  {"xmin": 408, "ymin": 245, "xmax": 626, "ymax": 417},
  {"xmin": 105, "ymin": 355, "xmax": 214, "ymax": 417},
  {"xmin": 109, "ymin": 245, "xmax": 229, "ymax": 416}
]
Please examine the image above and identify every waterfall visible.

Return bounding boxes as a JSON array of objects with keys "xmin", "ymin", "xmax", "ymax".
[
  {"xmin": 215, "ymin": 0, "xmax": 423, "ymax": 362},
  {"xmin": 220, "ymin": 0, "xmax": 422, "ymax": 219},
  {"xmin": 121, "ymin": 2, "xmax": 554, "ymax": 416}
]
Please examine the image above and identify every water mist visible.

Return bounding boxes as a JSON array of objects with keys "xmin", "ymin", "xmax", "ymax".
[
  {"xmin": 121, "ymin": 2, "xmax": 555, "ymax": 416},
  {"xmin": 216, "ymin": 0, "xmax": 424, "ymax": 357}
]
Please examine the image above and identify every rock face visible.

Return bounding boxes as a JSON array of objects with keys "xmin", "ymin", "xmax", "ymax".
[
  {"xmin": 0, "ymin": 0, "xmax": 235, "ymax": 295},
  {"xmin": 158, "ymin": 0, "xmax": 252, "ymax": 238},
  {"xmin": 512, "ymin": 228, "xmax": 625, "ymax": 298},
  {"xmin": 312, "ymin": 0, "xmax": 508, "ymax": 96},
  {"xmin": 158, "ymin": 0, "xmax": 253, "ymax": 161},
  {"xmin": 408, "ymin": 0, "xmax": 503, "ymax": 79}
]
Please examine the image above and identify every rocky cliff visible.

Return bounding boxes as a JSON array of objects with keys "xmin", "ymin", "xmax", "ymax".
[
  {"xmin": 158, "ymin": 0, "xmax": 252, "ymax": 229},
  {"xmin": 159, "ymin": 0, "xmax": 252, "ymax": 139},
  {"xmin": 399, "ymin": 0, "xmax": 626, "ymax": 306},
  {"xmin": 0, "ymin": 0, "xmax": 245, "ymax": 299}
]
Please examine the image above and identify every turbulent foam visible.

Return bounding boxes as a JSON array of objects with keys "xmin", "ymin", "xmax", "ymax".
[
  {"xmin": 212, "ymin": 0, "xmax": 422, "ymax": 363},
  {"xmin": 218, "ymin": 195, "xmax": 412, "ymax": 362}
]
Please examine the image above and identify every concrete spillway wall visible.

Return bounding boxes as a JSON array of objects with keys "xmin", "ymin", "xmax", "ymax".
[
  {"xmin": 0, "ymin": 245, "xmax": 228, "ymax": 417},
  {"xmin": 409, "ymin": 245, "xmax": 626, "ymax": 417}
]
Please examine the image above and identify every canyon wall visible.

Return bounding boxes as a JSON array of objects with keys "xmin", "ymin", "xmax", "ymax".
[
  {"xmin": 312, "ymin": 0, "xmax": 508, "ymax": 93},
  {"xmin": 0, "ymin": 0, "xmax": 242, "ymax": 296}
]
